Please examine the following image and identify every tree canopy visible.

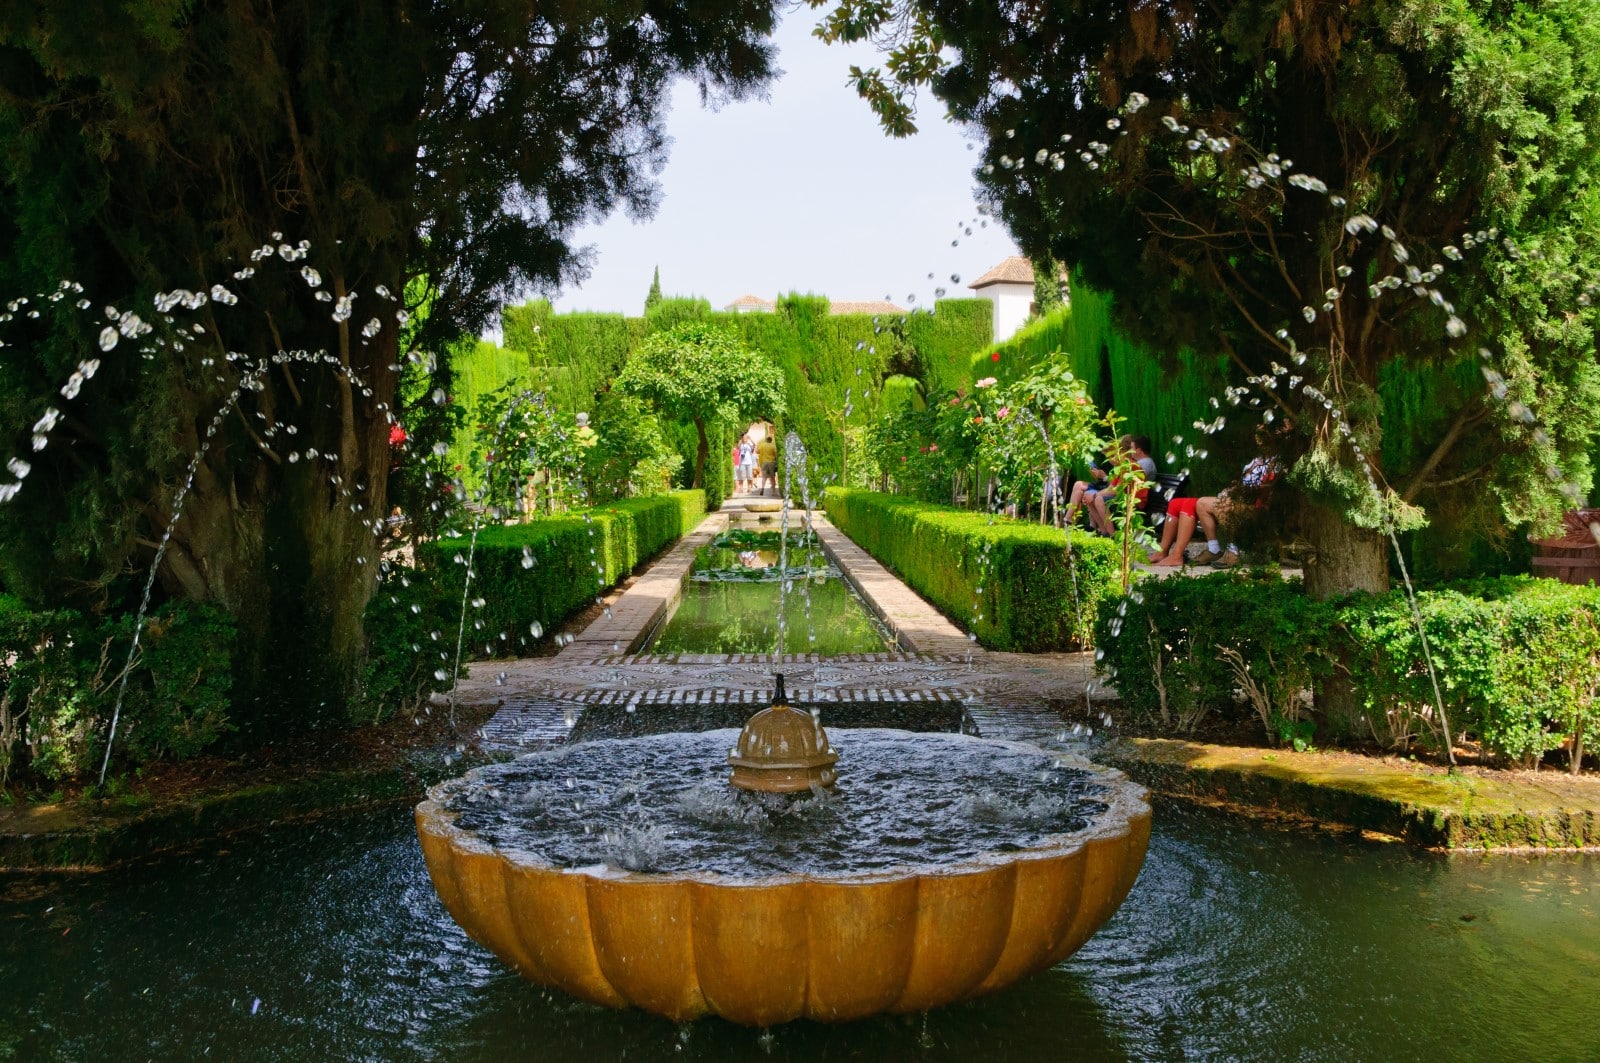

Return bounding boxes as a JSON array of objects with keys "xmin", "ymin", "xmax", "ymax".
[
  {"xmin": 617, "ymin": 321, "xmax": 785, "ymax": 486},
  {"xmin": 0, "ymin": 0, "xmax": 779, "ymax": 730},
  {"xmin": 812, "ymin": 0, "xmax": 1600, "ymax": 595}
]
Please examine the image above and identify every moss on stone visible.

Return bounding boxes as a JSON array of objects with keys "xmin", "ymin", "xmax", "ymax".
[
  {"xmin": 0, "ymin": 756, "xmax": 486, "ymax": 871},
  {"xmin": 1099, "ymin": 738, "xmax": 1600, "ymax": 850}
]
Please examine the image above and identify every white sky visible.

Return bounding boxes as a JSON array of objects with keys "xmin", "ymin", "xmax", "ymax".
[{"xmin": 545, "ymin": 11, "xmax": 1019, "ymax": 316}]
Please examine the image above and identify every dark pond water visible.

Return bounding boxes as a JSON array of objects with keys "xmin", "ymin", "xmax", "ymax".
[
  {"xmin": 645, "ymin": 542, "xmax": 892, "ymax": 656},
  {"xmin": 442, "ymin": 730, "xmax": 1109, "ymax": 875},
  {"xmin": 3, "ymin": 801, "xmax": 1595, "ymax": 1061}
]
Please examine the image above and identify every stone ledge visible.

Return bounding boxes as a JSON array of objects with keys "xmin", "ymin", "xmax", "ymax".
[
  {"xmin": 1098, "ymin": 737, "xmax": 1600, "ymax": 851},
  {"xmin": 0, "ymin": 759, "xmax": 474, "ymax": 871}
]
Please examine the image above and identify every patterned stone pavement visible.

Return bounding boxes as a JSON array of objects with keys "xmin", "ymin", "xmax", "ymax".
[{"xmin": 461, "ymin": 506, "xmax": 1114, "ymax": 754}]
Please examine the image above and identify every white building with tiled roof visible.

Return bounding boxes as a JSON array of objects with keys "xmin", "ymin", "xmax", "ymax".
[
  {"xmin": 724, "ymin": 294, "xmax": 775, "ymax": 313},
  {"xmin": 969, "ymin": 255, "xmax": 1066, "ymax": 342}
]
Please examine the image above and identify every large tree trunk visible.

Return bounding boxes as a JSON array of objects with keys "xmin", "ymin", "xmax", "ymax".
[
  {"xmin": 692, "ymin": 417, "xmax": 709, "ymax": 488},
  {"xmin": 1303, "ymin": 504, "xmax": 1388, "ymax": 738},
  {"xmin": 1302, "ymin": 505, "xmax": 1388, "ymax": 599},
  {"xmin": 160, "ymin": 316, "xmax": 398, "ymax": 735}
]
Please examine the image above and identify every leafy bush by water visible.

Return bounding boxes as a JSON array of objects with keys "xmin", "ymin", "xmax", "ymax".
[
  {"xmin": 1098, "ymin": 573, "xmax": 1600, "ymax": 770},
  {"xmin": 0, "ymin": 597, "xmax": 234, "ymax": 786}
]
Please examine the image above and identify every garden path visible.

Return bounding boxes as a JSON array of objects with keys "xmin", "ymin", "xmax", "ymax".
[{"xmin": 460, "ymin": 504, "xmax": 1111, "ymax": 753}]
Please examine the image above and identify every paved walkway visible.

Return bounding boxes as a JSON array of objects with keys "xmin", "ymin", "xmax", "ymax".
[{"xmin": 462, "ymin": 503, "xmax": 1111, "ymax": 754}]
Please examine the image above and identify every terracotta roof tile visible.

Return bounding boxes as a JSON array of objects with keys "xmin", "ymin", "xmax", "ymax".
[
  {"xmin": 724, "ymin": 294, "xmax": 775, "ymax": 310},
  {"xmin": 968, "ymin": 255, "xmax": 1038, "ymax": 289},
  {"xmin": 828, "ymin": 300, "xmax": 908, "ymax": 316}
]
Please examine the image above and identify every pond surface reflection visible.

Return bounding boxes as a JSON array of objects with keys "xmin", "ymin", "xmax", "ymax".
[{"xmin": 3, "ymin": 801, "xmax": 1595, "ymax": 1061}]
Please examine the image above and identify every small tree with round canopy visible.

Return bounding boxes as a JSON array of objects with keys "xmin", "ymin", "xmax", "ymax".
[{"xmin": 617, "ymin": 322, "xmax": 786, "ymax": 488}]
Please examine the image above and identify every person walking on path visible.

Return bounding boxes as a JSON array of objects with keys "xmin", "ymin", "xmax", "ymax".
[{"xmin": 757, "ymin": 433, "xmax": 778, "ymax": 496}]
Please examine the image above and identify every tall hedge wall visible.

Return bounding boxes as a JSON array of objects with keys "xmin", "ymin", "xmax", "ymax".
[
  {"xmin": 484, "ymin": 294, "xmax": 992, "ymax": 496},
  {"xmin": 968, "ymin": 287, "xmax": 1538, "ymax": 576},
  {"xmin": 823, "ymin": 487, "xmax": 1119, "ymax": 650},
  {"xmin": 971, "ymin": 289, "xmax": 1231, "ymax": 492}
]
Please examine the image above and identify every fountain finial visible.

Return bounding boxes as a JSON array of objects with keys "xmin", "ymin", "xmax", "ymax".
[{"xmin": 727, "ymin": 673, "xmax": 838, "ymax": 792}]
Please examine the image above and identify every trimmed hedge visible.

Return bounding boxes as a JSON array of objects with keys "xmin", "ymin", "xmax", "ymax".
[
  {"xmin": 491, "ymin": 295, "xmax": 992, "ymax": 491},
  {"xmin": 414, "ymin": 490, "xmax": 706, "ymax": 659},
  {"xmin": 1097, "ymin": 572, "xmax": 1600, "ymax": 770},
  {"xmin": 822, "ymin": 488, "xmax": 1120, "ymax": 650}
]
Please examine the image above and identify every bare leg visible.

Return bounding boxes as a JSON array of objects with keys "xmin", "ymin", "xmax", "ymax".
[
  {"xmin": 1087, "ymin": 492, "xmax": 1112, "ymax": 534},
  {"xmin": 1148, "ymin": 511, "xmax": 1181, "ymax": 562},
  {"xmin": 1155, "ymin": 512, "xmax": 1197, "ymax": 566},
  {"xmin": 1063, "ymin": 480, "xmax": 1091, "ymax": 525},
  {"xmin": 1196, "ymin": 495, "xmax": 1221, "ymax": 543}
]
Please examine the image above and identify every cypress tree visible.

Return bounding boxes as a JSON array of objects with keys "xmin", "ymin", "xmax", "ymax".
[{"xmin": 646, "ymin": 266, "xmax": 663, "ymax": 311}]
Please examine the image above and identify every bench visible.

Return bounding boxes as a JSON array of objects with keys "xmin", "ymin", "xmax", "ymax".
[
  {"xmin": 1532, "ymin": 509, "xmax": 1600, "ymax": 586},
  {"xmin": 1142, "ymin": 472, "xmax": 1190, "ymax": 523}
]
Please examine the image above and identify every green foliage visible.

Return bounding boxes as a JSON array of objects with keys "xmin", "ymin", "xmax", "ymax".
[
  {"xmin": 0, "ymin": 0, "xmax": 780, "ymax": 726},
  {"xmin": 823, "ymin": 488, "xmax": 1119, "ymax": 650},
  {"xmin": 582, "ymin": 392, "xmax": 683, "ymax": 502},
  {"xmin": 1100, "ymin": 573, "xmax": 1600, "ymax": 769},
  {"xmin": 1032, "ymin": 256, "xmax": 1064, "ymax": 318},
  {"xmin": 902, "ymin": 298, "xmax": 993, "ymax": 396},
  {"xmin": 1096, "ymin": 572, "xmax": 1335, "ymax": 740},
  {"xmin": 618, "ymin": 322, "xmax": 786, "ymax": 487},
  {"xmin": 0, "ymin": 598, "xmax": 235, "ymax": 786},
  {"xmin": 977, "ymin": 358, "xmax": 1102, "ymax": 509},
  {"xmin": 501, "ymin": 301, "xmax": 641, "ymax": 415},
  {"xmin": 646, "ymin": 267, "xmax": 663, "ymax": 311},
  {"xmin": 1342, "ymin": 578, "xmax": 1600, "ymax": 767},
  {"xmin": 973, "ymin": 292, "xmax": 1232, "ymax": 492},
  {"xmin": 469, "ymin": 385, "xmax": 585, "ymax": 517},
  {"xmin": 644, "ymin": 296, "xmax": 714, "ymax": 332},
  {"xmin": 410, "ymin": 489, "xmax": 706, "ymax": 667},
  {"xmin": 819, "ymin": 0, "xmax": 1600, "ymax": 593},
  {"xmin": 361, "ymin": 489, "xmax": 708, "ymax": 729},
  {"xmin": 486, "ymin": 294, "xmax": 991, "ymax": 496},
  {"xmin": 359, "ymin": 563, "xmax": 462, "ymax": 722}
]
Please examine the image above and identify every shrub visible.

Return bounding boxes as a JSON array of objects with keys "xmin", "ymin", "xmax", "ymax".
[
  {"xmin": 1095, "ymin": 572, "xmax": 1335, "ymax": 741},
  {"xmin": 823, "ymin": 488, "xmax": 1119, "ymax": 650},
  {"xmin": 1343, "ymin": 577, "xmax": 1600, "ymax": 768},
  {"xmin": 0, "ymin": 597, "xmax": 234, "ymax": 785},
  {"xmin": 1097, "ymin": 573, "xmax": 1600, "ymax": 769},
  {"xmin": 366, "ymin": 490, "xmax": 705, "ymax": 716}
]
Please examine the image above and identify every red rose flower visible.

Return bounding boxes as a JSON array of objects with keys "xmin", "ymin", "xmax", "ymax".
[{"xmin": 990, "ymin": 352, "xmax": 1001, "ymax": 362}]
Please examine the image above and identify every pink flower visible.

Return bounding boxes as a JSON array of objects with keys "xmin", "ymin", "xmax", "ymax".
[
  {"xmin": 975, "ymin": 376, "xmax": 998, "ymax": 389},
  {"xmin": 997, "ymin": 407, "xmax": 1010, "ymax": 419}
]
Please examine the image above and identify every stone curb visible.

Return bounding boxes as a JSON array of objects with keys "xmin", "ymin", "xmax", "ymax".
[
  {"xmin": 0, "ymin": 758, "xmax": 478, "ymax": 872},
  {"xmin": 1098, "ymin": 737, "xmax": 1600, "ymax": 851}
]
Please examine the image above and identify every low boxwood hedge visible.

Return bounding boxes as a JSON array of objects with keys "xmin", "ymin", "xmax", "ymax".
[
  {"xmin": 822, "ymin": 488, "xmax": 1120, "ymax": 651},
  {"xmin": 367, "ymin": 490, "xmax": 705, "ymax": 718},
  {"xmin": 1098, "ymin": 572, "xmax": 1600, "ymax": 770}
]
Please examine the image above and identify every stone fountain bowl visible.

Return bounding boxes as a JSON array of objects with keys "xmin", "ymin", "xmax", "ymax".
[{"xmin": 415, "ymin": 738, "xmax": 1150, "ymax": 1027}]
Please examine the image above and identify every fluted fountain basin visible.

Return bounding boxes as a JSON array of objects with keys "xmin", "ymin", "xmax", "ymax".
[{"xmin": 415, "ymin": 729, "xmax": 1150, "ymax": 1026}]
